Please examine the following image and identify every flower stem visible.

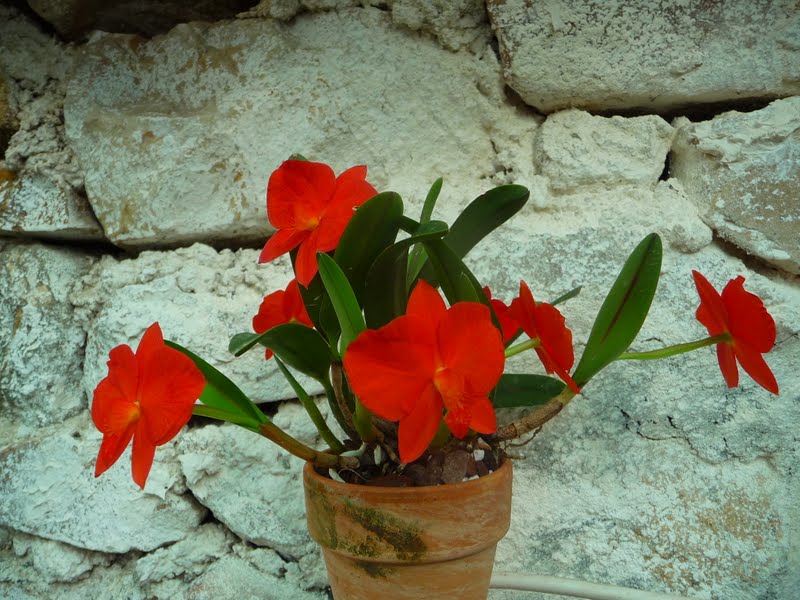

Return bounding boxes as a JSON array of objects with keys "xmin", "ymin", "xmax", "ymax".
[
  {"xmin": 323, "ymin": 372, "xmax": 357, "ymax": 440},
  {"xmin": 494, "ymin": 387, "xmax": 576, "ymax": 441},
  {"xmin": 257, "ymin": 421, "xmax": 359, "ymax": 469},
  {"xmin": 505, "ymin": 338, "xmax": 540, "ymax": 359},
  {"xmin": 617, "ymin": 334, "xmax": 730, "ymax": 361}
]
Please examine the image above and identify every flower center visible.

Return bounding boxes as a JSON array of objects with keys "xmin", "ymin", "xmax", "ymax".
[{"xmin": 433, "ymin": 368, "xmax": 465, "ymax": 412}]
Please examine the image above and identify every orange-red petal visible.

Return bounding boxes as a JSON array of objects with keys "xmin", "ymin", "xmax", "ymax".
[
  {"xmin": 266, "ymin": 160, "xmax": 336, "ymax": 229},
  {"xmin": 94, "ymin": 425, "xmax": 135, "ymax": 478},
  {"xmin": 692, "ymin": 270, "xmax": 729, "ymax": 337},
  {"xmin": 397, "ymin": 384, "xmax": 443, "ymax": 464},
  {"xmin": 437, "ymin": 302, "xmax": 504, "ymax": 397},
  {"xmin": 722, "ymin": 276, "xmax": 776, "ymax": 353},
  {"xmin": 131, "ymin": 424, "xmax": 157, "ymax": 490},
  {"xmin": 344, "ymin": 315, "xmax": 438, "ymax": 421},
  {"xmin": 259, "ymin": 228, "xmax": 308, "ymax": 264},
  {"xmin": 468, "ymin": 396, "xmax": 497, "ymax": 435},
  {"xmin": 406, "ymin": 280, "xmax": 448, "ymax": 330},
  {"xmin": 733, "ymin": 342, "xmax": 779, "ymax": 394}
]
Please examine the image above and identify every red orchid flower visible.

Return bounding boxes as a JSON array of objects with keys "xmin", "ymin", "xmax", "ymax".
[
  {"xmin": 343, "ymin": 280, "xmax": 505, "ymax": 464},
  {"xmin": 92, "ymin": 323, "xmax": 205, "ymax": 489},
  {"xmin": 258, "ymin": 160, "xmax": 378, "ymax": 287},
  {"xmin": 692, "ymin": 271, "xmax": 779, "ymax": 394},
  {"xmin": 483, "ymin": 286, "xmax": 521, "ymax": 344},
  {"xmin": 253, "ymin": 279, "xmax": 314, "ymax": 359},
  {"xmin": 508, "ymin": 281, "xmax": 580, "ymax": 393}
]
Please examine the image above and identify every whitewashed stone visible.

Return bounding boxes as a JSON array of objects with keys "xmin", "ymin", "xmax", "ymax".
[
  {"xmin": 0, "ymin": 172, "xmax": 103, "ymax": 240},
  {"xmin": 135, "ymin": 523, "xmax": 234, "ymax": 585},
  {"xmin": 64, "ymin": 8, "xmax": 523, "ymax": 248},
  {"xmin": 186, "ymin": 553, "xmax": 327, "ymax": 600},
  {"xmin": 390, "ymin": 0, "xmax": 490, "ymax": 51},
  {"xmin": 70, "ymin": 243, "xmax": 322, "ymax": 405},
  {"xmin": 178, "ymin": 421, "xmax": 312, "ymax": 559},
  {"xmin": 0, "ymin": 6, "xmax": 101, "ymax": 241},
  {"xmin": 487, "ymin": 0, "xmax": 800, "ymax": 113},
  {"xmin": 0, "ymin": 242, "xmax": 96, "ymax": 427},
  {"xmin": 471, "ymin": 189, "xmax": 799, "ymax": 599},
  {"xmin": 533, "ymin": 110, "xmax": 674, "ymax": 193},
  {"xmin": 11, "ymin": 533, "xmax": 111, "ymax": 583},
  {"xmin": 670, "ymin": 97, "xmax": 800, "ymax": 274},
  {"xmin": 0, "ymin": 413, "xmax": 206, "ymax": 553}
]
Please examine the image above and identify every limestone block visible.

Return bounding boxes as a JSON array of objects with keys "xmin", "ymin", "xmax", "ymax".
[
  {"xmin": 186, "ymin": 553, "xmax": 327, "ymax": 600},
  {"xmin": 390, "ymin": 0, "xmax": 490, "ymax": 51},
  {"xmin": 670, "ymin": 97, "xmax": 800, "ymax": 275},
  {"xmin": 534, "ymin": 110, "xmax": 674, "ymax": 193},
  {"xmin": 0, "ymin": 6, "xmax": 98, "ymax": 240},
  {"xmin": 70, "ymin": 243, "xmax": 322, "ymax": 405},
  {"xmin": 64, "ymin": 8, "xmax": 523, "ymax": 248},
  {"xmin": 469, "ymin": 187, "xmax": 800, "ymax": 598},
  {"xmin": 0, "ymin": 172, "xmax": 104, "ymax": 240},
  {"xmin": 134, "ymin": 524, "xmax": 233, "ymax": 585},
  {"xmin": 0, "ymin": 242, "xmax": 96, "ymax": 427},
  {"xmin": 11, "ymin": 533, "xmax": 110, "ymax": 583},
  {"xmin": 0, "ymin": 413, "xmax": 206, "ymax": 553},
  {"xmin": 178, "ymin": 419, "xmax": 312, "ymax": 559},
  {"xmin": 487, "ymin": 0, "xmax": 800, "ymax": 113}
]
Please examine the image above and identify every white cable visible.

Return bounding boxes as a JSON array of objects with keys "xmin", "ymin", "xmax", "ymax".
[{"xmin": 490, "ymin": 573, "xmax": 695, "ymax": 600}]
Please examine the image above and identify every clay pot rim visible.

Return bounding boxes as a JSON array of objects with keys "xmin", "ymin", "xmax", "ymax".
[{"xmin": 303, "ymin": 455, "xmax": 512, "ymax": 497}]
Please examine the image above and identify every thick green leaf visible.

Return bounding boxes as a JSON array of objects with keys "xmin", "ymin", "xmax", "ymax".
[
  {"xmin": 317, "ymin": 253, "xmax": 366, "ymax": 352},
  {"xmin": 333, "ymin": 192, "xmax": 403, "ymax": 300},
  {"xmin": 192, "ymin": 404, "xmax": 263, "ymax": 432},
  {"xmin": 572, "ymin": 233, "xmax": 663, "ymax": 387},
  {"xmin": 165, "ymin": 340, "xmax": 266, "ymax": 425},
  {"xmin": 407, "ymin": 178, "xmax": 444, "ymax": 283},
  {"xmin": 493, "ymin": 374, "xmax": 565, "ymax": 408},
  {"xmin": 228, "ymin": 332, "xmax": 263, "ymax": 356},
  {"xmin": 444, "ymin": 184, "xmax": 529, "ymax": 258},
  {"xmin": 259, "ymin": 323, "xmax": 332, "ymax": 383},
  {"xmin": 364, "ymin": 220, "xmax": 449, "ymax": 328},
  {"xmin": 421, "ymin": 239, "xmax": 488, "ymax": 306},
  {"xmin": 419, "ymin": 184, "xmax": 529, "ymax": 284}
]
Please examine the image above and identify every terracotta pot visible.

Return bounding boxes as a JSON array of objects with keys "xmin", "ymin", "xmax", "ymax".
[{"xmin": 303, "ymin": 458, "xmax": 512, "ymax": 600}]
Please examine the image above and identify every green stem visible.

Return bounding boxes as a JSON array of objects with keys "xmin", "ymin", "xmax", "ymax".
[
  {"xmin": 323, "ymin": 377, "xmax": 357, "ymax": 440},
  {"xmin": 353, "ymin": 399, "xmax": 378, "ymax": 443},
  {"xmin": 505, "ymin": 338, "xmax": 540, "ymax": 359},
  {"xmin": 618, "ymin": 334, "xmax": 730, "ymax": 361},
  {"xmin": 258, "ymin": 421, "xmax": 359, "ymax": 469},
  {"xmin": 274, "ymin": 358, "xmax": 346, "ymax": 454}
]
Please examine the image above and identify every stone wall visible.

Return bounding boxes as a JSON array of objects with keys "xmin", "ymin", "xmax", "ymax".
[{"xmin": 1, "ymin": 2, "xmax": 798, "ymax": 599}]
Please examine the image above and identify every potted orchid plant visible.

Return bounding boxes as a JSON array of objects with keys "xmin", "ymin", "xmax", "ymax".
[{"xmin": 90, "ymin": 158, "xmax": 779, "ymax": 600}]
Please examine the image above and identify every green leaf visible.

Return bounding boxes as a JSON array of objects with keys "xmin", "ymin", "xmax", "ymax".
[
  {"xmin": 407, "ymin": 178, "xmax": 444, "ymax": 283},
  {"xmin": 444, "ymin": 184, "xmax": 529, "ymax": 259},
  {"xmin": 333, "ymin": 192, "xmax": 403, "ymax": 300},
  {"xmin": 419, "ymin": 184, "xmax": 529, "ymax": 285},
  {"xmin": 549, "ymin": 285, "xmax": 582, "ymax": 307},
  {"xmin": 572, "ymin": 233, "xmax": 663, "ymax": 387},
  {"xmin": 165, "ymin": 340, "xmax": 267, "ymax": 425},
  {"xmin": 317, "ymin": 253, "xmax": 366, "ymax": 353},
  {"xmin": 259, "ymin": 323, "xmax": 332, "ymax": 383},
  {"xmin": 493, "ymin": 374, "xmax": 565, "ymax": 408},
  {"xmin": 421, "ymin": 239, "xmax": 488, "ymax": 306},
  {"xmin": 228, "ymin": 332, "xmax": 264, "ymax": 356},
  {"xmin": 364, "ymin": 220, "xmax": 449, "ymax": 328},
  {"xmin": 192, "ymin": 404, "xmax": 263, "ymax": 432}
]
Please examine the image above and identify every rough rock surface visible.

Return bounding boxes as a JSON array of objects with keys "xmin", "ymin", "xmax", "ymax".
[
  {"xmin": 534, "ymin": 110, "xmax": 674, "ymax": 193},
  {"xmin": 0, "ymin": 6, "xmax": 103, "ymax": 241},
  {"xmin": 487, "ymin": 0, "xmax": 800, "ymax": 113},
  {"xmin": 178, "ymin": 419, "xmax": 313, "ymax": 559},
  {"xmin": 471, "ymin": 194, "xmax": 800, "ymax": 600},
  {"xmin": 64, "ymin": 8, "xmax": 527, "ymax": 248},
  {"xmin": 11, "ymin": 533, "xmax": 111, "ymax": 583},
  {"xmin": 70, "ymin": 243, "xmax": 322, "ymax": 405},
  {"xmin": 670, "ymin": 97, "xmax": 800, "ymax": 275},
  {"xmin": 0, "ymin": 242, "xmax": 96, "ymax": 427},
  {"xmin": 0, "ymin": 413, "xmax": 206, "ymax": 553}
]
